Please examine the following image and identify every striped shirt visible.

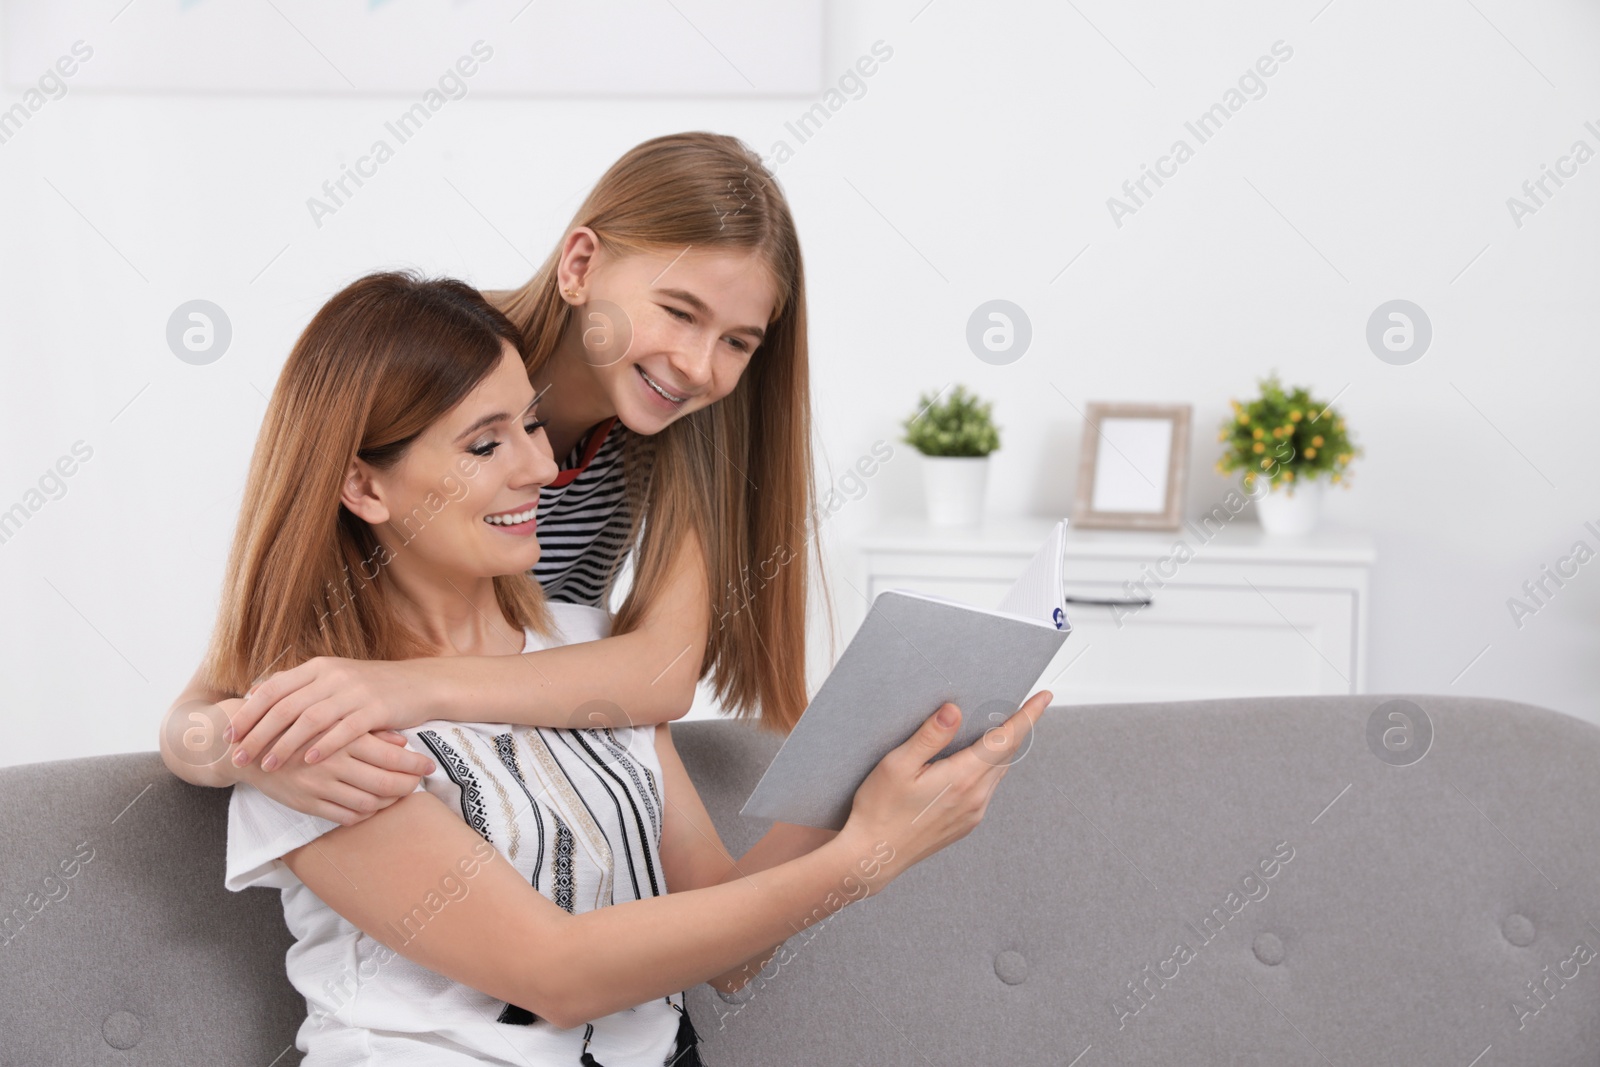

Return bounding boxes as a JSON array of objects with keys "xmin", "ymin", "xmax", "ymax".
[
  {"xmin": 225, "ymin": 604, "xmax": 689, "ymax": 1066},
  {"xmin": 533, "ymin": 417, "xmax": 636, "ymax": 608}
]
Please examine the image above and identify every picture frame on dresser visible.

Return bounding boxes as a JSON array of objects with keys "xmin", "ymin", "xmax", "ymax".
[{"xmin": 1072, "ymin": 401, "xmax": 1192, "ymax": 532}]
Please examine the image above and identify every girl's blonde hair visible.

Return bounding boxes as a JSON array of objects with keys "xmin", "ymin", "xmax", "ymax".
[
  {"xmin": 203, "ymin": 271, "xmax": 554, "ymax": 695},
  {"xmin": 491, "ymin": 131, "xmax": 828, "ymax": 734}
]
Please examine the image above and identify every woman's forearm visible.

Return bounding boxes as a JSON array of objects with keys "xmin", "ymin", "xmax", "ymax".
[
  {"xmin": 404, "ymin": 529, "xmax": 710, "ymax": 732},
  {"xmin": 706, "ymin": 823, "xmax": 841, "ymax": 993},
  {"xmin": 727, "ymin": 824, "xmax": 841, "ymax": 881},
  {"xmin": 556, "ymin": 828, "xmax": 888, "ymax": 1024},
  {"xmin": 408, "ymin": 628, "xmax": 701, "ymax": 729}
]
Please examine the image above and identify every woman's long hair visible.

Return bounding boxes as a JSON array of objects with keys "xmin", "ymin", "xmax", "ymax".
[
  {"xmin": 491, "ymin": 131, "xmax": 829, "ymax": 734},
  {"xmin": 202, "ymin": 271, "xmax": 554, "ymax": 695}
]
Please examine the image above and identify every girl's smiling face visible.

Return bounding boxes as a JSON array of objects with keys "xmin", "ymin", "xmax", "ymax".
[
  {"xmin": 565, "ymin": 242, "xmax": 779, "ymax": 436},
  {"xmin": 342, "ymin": 340, "xmax": 558, "ymax": 584}
]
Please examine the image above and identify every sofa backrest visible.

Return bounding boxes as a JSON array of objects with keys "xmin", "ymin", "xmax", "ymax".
[
  {"xmin": 0, "ymin": 746, "xmax": 303, "ymax": 1063},
  {"xmin": 4, "ymin": 695, "xmax": 1598, "ymax": 1065},
  {"xmin": 684, "ymin": 694, "xmax": 1600, "ymax": 1065}
]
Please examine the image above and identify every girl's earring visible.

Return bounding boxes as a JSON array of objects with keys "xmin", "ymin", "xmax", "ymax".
[{"xmin": 563, "ymin": 287, "xmax": 581, "ymax": 301}]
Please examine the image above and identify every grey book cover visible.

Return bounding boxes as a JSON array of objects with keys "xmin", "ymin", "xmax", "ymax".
[{"xmin": 739, "ymin": 587, "xmax": 1071, "ymax": 830}]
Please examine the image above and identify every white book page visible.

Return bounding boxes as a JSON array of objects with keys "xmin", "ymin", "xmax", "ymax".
[
  {"xmin": 881, "ymin": 519, "xmax": 1072, "ymax": 632},
  {"xmin": 994, "ymin": 519, "xmax": 1071, "ymax": 632}
]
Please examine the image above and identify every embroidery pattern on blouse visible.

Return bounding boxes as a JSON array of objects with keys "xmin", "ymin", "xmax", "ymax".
[
  {"xmin": 592, "ymin": 728, "xmax": 660, "ymax": 841},
  {"xmin": 492, "ymin": 732, "xmax": 546, "ymax": 888},
  {"xmin": 519, "ymin": 727, "xmax": 614, "ymax": 910},
  {"xmin": 560, "ymin": 730, "xmax": 660, "ymax": 902},
  {"xmin": 451, "ymin": 726, "xmax": 520, "ymax": 861},
  {"xmin": 551, "ymin": 812, "xmax": 575, "ymax": 913},
  {"xmin": 416, "ymin": 730, "xmax": 492, "ymax": 844}
]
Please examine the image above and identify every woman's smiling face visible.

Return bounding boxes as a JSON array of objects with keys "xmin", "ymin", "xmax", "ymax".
[
  {"xmin": 346, "ymin": 340, "xmax": 558, "ymax": 582},
  {"xmin": 574, "ymin": 245, "xmax": 779, "ymax": 435}
]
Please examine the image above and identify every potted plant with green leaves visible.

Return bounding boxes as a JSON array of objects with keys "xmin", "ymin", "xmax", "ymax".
[
  {"xmin": 902, "ymin": 385, "xmax": 1001, "ymax": 526},
  {"xmin": 1215, "ymin": 374, "xmax": 1361, "ymax": 535}
]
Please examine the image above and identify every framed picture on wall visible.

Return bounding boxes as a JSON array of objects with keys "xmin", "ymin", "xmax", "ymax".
[{"xmin": 1072, "ymin": 402, "xmax": 1192, "ymax": 531}]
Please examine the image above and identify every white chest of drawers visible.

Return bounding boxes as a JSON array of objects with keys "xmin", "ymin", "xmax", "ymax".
[{"xmin": 851, "ymin": 517, "xmax": 1375, "ymax": 704}]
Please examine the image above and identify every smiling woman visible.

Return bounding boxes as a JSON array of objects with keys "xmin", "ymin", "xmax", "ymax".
[
  {"xmin": 185, "ymin": 269, "xmax": 1046, "ymax": 1065},
  {"xmin": 312, "ymin": 395, "xmax": 553, "ymax": 627},
  {"xmin": 162, "ymin": 132, "xmax": 830, "ymax": 881},
  {"xmin": 199, "ymin": 274, "xmax": 558, "ymax": 680},
  {"xmin": 492, "ymin": 132, "xmax": 827, "ymax": 731}
]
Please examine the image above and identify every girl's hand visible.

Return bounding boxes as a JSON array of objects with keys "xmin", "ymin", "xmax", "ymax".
[
  {"xmin": 226, "ymin": 694, "xmax": 436, "ymax": 826},
  {"xmin": 226, "ymin": 657, "xmax": 431, "ymax": 773},
  {"xmin": 837, "ymin": 690, "xmax": 1051, "ymax": 888}
]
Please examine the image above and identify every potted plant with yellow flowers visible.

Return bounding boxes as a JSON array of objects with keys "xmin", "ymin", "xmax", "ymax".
[{"xmin": 1216, "ymin": 374, "xmax": 1361, "ymax": 535}]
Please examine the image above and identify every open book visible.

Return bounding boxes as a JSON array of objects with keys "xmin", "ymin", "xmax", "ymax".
[{"xmin": 740, "ymin": 520, "xmax": 1072, "ymax": 830}]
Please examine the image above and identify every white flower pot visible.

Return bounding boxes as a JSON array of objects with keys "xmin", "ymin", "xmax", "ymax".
[
  {"xmin": 1251, "ymin": 477, "xmax": 1323, "ymax": 535},
  {"xmin": 921, "ymin": 455, "xmax": 990, "ymax": 526}
]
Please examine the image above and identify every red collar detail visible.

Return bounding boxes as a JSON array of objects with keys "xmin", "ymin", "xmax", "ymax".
[{"xmin": 547, "ymin": 417, "xmax": 618, "ymax": 488}]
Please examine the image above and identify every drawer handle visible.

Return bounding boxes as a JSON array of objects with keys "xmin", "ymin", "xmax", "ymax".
[{"xmin": 1063, "ymin": 594, "xmax": 1153, "ymax": 608}]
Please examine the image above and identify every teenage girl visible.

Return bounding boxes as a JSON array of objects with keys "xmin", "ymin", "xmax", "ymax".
[
  {"xmin": 161, "ymin": 132, "xmax": 831, "ymax": 823},
  {"xmin": 201, "ymin": 270, "xmax": 1049, "ymax": 1064}
]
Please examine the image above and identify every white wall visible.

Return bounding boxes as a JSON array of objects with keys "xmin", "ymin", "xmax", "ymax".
[{"xmin": 3, "ymin": 0, "xmax": 1598, "ymax": 768}]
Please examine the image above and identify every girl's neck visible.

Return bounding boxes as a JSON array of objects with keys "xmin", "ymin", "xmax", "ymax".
[{"xmin": 535, "ymin": 326, "xmax": 617, "ymax": 461}]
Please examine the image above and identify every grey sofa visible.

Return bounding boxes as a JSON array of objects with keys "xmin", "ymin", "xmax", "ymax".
[{"xmin": 4, "ymin": 694, "xmax": 1598, "ymax": 1065}]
